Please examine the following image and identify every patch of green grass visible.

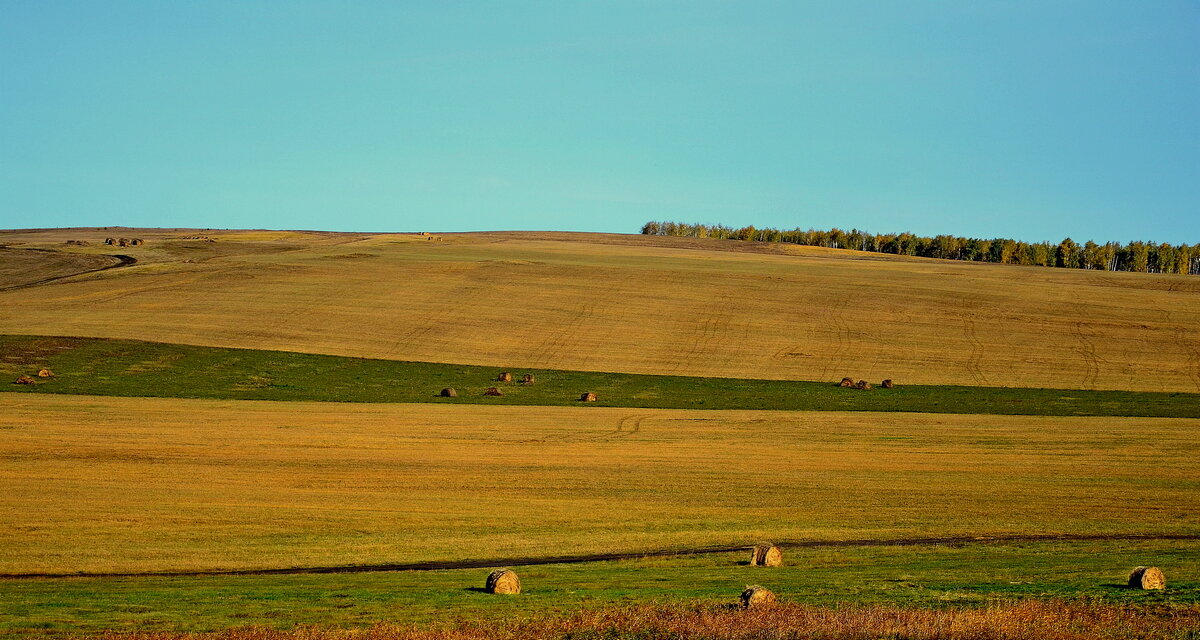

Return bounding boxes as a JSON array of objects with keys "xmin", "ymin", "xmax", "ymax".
[
  {"xmin": 3, "ymin": 334, "xmax": 1198, "ymax": 417},
  {"xmin": 1, "ymin": 539, "xmax": 1196, "ymax": 634}
]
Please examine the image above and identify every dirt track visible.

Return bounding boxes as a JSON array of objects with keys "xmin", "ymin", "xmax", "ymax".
[{"xmin": 4, "ymin": 533, "xmax": 1196, "ymax": 580}]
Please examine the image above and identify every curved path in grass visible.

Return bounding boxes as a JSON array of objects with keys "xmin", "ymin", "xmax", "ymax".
[{"xmin": 4, "ymin": 533, "xmax": 1198, "ymax": 580}]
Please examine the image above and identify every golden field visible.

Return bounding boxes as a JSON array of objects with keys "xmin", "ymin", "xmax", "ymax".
[
  {"xmin": 2, "ymin": 228, "xmax": 1199, "ymax": 391},
  {"xmin": 1, "ymin": 393, "xmax": 1196, "ymax": 574}
]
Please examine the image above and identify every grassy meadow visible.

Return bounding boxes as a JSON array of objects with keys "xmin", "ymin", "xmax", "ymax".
[
  {"xmin": 4, "ymin": 335, "xmax": 1200, "ymax": 417},
  {"xmin": 1, "ymin": 228, "xmax": 1199, "ymax": 392},
  {"xmin": 2, "ymin": 539, "xmax": 1198, "ymax": 633}
]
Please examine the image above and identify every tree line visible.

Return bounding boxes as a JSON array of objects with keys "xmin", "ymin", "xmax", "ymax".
[{"xmin": 640, "ymin": 221, "xmax": 1200, "ymax": 275}]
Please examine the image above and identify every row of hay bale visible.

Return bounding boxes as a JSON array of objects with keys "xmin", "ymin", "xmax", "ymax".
[
  {"xmin": 838, "ymin": 377, "xmax": 894, "ymax": 390},
  {"xmin": 496, "ymin": 371, "xmax": 536, "ymax": 384},
  {"xmin": 439, "ymin": 386, "xmax": 598, "ymax": 402},
  {"xmin": 439, "ymin": 372, "xmax": 598, "ymax": 402},
  {"xmin": 103, "ymin": 237, "xmax": 144, "ymax": 247},
  {"xmin": 12, "ymin": 369, "xmax": 54, "ymax": 385},
  {"xmin": 482, "ymin": 552, "xmax": 1166, "ymax": 610}
]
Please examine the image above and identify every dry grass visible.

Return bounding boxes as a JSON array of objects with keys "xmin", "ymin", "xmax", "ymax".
[
  {"xmin": 1, "ymin": 394, "xmax": 1197, "ymax": 574},
  {"xmin": 53, "ymin": 601, "xmax": 1200, "ymax": 639},
  {"xmin": 1, "ymin": 229, "xmax": 1199, "ymax": 391}
]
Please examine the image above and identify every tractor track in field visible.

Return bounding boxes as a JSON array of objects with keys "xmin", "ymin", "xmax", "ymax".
[
  {"xmin": 1073, "ymin": 320, "xmax": 1104, "ymax": 390},
  {"xmin": 0, "ymin": 252, "xmax": 137, "ymax": 292},
  {"xmin": 5, "ymin": 533, "xmax": 1197, "ymax": 580},
  {"xmin": 960, "ymin": 301, "xmax": 988, "ymax": 386}
]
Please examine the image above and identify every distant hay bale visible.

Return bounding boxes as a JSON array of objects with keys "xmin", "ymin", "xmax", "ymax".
[
  {"xmin": 1128, "ymin": 566, "xmax": 1165, "ymax": 590},
  {"xmin": 855, "ymin": 380, "xmax": 872, "ymax": 390},
  {"xmin": 838, "ymin": 377, "xmax": 854, "ymax": 388},
  {"xmin": 485, "ymin": 569, "xmax": 521, "ymax": 594},
  {"xmin": 131, "ymin": 238, "xmax": 144, "ymax": 246},
  {"xmin": 881, "ymin": 379, "xmax": 894, "ymax": 389},
  {"xmin": 439, "ymin": 388, "xmax": 457, "ymax": 398},
  {"xmin": 484, "ymin": 387, "xmax": 504, "ymax": 396},
  {"xmin": 749, "ymin": 543, "xmax": 782, "ymax": 567},
  {"xmin": 13, "ymin": 375, "xmax": 36, "ymax": 385},
  {"xmin": 104, "ymin": 237, "xmax": 115, "ymax": 245},
  {"xmin": 740, "ymin": 585, "xmax": 776, "ymax": 609},
  {"xmin": 497, "ymin": 371, "xmax": 512, "ymax": 382},
  {"xmin": 580, "ymin": 391, "xmax": 597, "ymax": 402},
  {"xmin": 117, "ymin": 237, "xmax": 130, "ymax": 247},
  {"xmin": 36, "ymin": 369, "xmax": 54, "ymax": 378},
  {"xmin": 521, "ymin": 374, "xmax": 536, "ymax": 385}
]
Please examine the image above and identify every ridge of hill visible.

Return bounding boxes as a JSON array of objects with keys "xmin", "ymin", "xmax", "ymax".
[{"xmin": 1, "ymin": 228, "xmax": 1198, "ymax": 392}]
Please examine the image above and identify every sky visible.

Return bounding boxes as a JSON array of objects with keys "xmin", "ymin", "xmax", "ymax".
[{"xmin": 2, "ymin": 1, "xmax": 1198, "ymax": 243}]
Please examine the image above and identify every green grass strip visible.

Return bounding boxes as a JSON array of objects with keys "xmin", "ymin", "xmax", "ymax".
[{"xmin": 3, "ymin": 334, "xmax": 1198, "ymax": 417}]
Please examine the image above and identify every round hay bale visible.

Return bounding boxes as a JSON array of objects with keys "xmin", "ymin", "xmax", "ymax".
[
  {"xmin": 580, "ymin": 391, "xmax": 597, "ymax": 402},
  {"xmin": 117, "ymin": 237, "xmax": 130, "ymax": 247},
  {"xmin": 749, "ymin": 543, "xmax": 783, "ymax": 567},
  {"xmin": 13, "ymin": 375, "xmax": 36, "ymax": 385},
  {"xmin": 740, "ymin": 585, "xmax": 776, "ymax": 609},
  {"xmin": 881, "ymin": 379, "xmax": 894, "ymax": 389},
  {"xmin": 37, "ymin": 369, "xmax": 54, "ymax": 378},
  {"xmin": 838, "ymin": 377, "xmax": 854, "ymax": 388},
  {"xmin": 484, "ymin": 387, "xmax": 504, "ymax": 396},
  {"xmin": 131, "ymin": 238, "xmax": 144, "ymax": 246},
  {"xmin": 104, "ymin": 237, "xmax": 115, "ymax": 245},
  {"xmin": 439, "ymin": 388, "xmax": 457, "ymax": 398},
  {"xmin": 521, "ymin": 374, "xmax": 536, "ymax": 385},
  {"xmin": 855, "ymin": 380, "xmax": 872, "ymax": 390},
  {"xmin": 485, "ymin": 569, "xmax": 521, "ymax": 594},
  {"xmin": 1128, "ymin": 566, "xmax": 1165, "ymax": 590},
  {"xmin": 497, "ymin": 371, "xmax": 513, "ymax": 382}
]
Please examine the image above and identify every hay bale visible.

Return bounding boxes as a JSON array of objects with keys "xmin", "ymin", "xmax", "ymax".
[
  {"xmin": 881, "ymin": 379, "xmax": 894, "ymax": 389},
  {"xmin": 485, "ymin": 569, "xmax": 521, "ymax": 594},
  {"xmin": 439, "ymin": 388, "xmax": 457, "ymax": 398},
  {"xmin": 13, "ymin": 375, "xmax": 36, "ymax": 385},
  {"xmin": 131, "ymin": 238, "xmax": 144, "ymax": 246},
  {"xmin": 484, "ymin": 387, "xmax": 504, "ymax": 396},
  {"xmin": 497, "ymin": 371, "xmax": 512, "ymax": 382},
  {"xmin": 117, "ymin": 237, "xmax": 130, "ymax": 247},
  {"xmin": 104, "ymin": 237, "xmax": 115, "ymax": 245},
  {"xmin": 37, "ymin": 369, "xmax": 54, "ymax": 378},
  {"xmin": 521, "ymin": 374, "xmax": 536, "ymax": 385},
  {"xmin": 580, "ymin": 391, "xmax": 597, "ymax": 402},
  {"xmin": 740, "ymin": 585, "xmax": 776, "ymax": 609},
  {"xmin": 854, "ymin": 380, "xmax": 872, "ymax": 390},
  {"xmin": 838, "ymin": 377, "xmax": 854, "ymax": 387},
  {"xmin": 749, "ymin": 543, "xmax": 782, "ymax": 567},
  {"xmin": 1128, "ymin": 566, "xmax": 1165, "ymax": 590}
]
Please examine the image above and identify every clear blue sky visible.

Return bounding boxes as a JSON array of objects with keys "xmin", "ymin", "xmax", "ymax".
[{"xmin": 3, "ymin": 1, "xmax": 1197, "ymax": 243}]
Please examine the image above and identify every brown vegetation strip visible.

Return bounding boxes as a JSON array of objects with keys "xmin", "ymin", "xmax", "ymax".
[
  {"xmin": 0, "ymin": 251, "xmax": 137, "ymax": 292},
  {"xmin": 5, "ymin": 533, "xmax": 1198, "ymax": 580},
  {"xmin": 56, "ymin": 601, "xmax": 1200, "ymax": 640}
]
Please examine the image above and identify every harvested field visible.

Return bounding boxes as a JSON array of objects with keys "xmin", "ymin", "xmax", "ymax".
[
  {"xmin": 1, "ymin": 394, "xmax": 1197, "ymax": 575},
  {"xmin": 2, "ymin": 229, "xmax": 1199, "ymax": 392}
]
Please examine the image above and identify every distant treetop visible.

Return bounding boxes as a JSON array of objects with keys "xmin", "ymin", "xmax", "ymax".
[{"xmin": 640, "ymin": 221, "xmax": 1200, "ymax": 275}]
